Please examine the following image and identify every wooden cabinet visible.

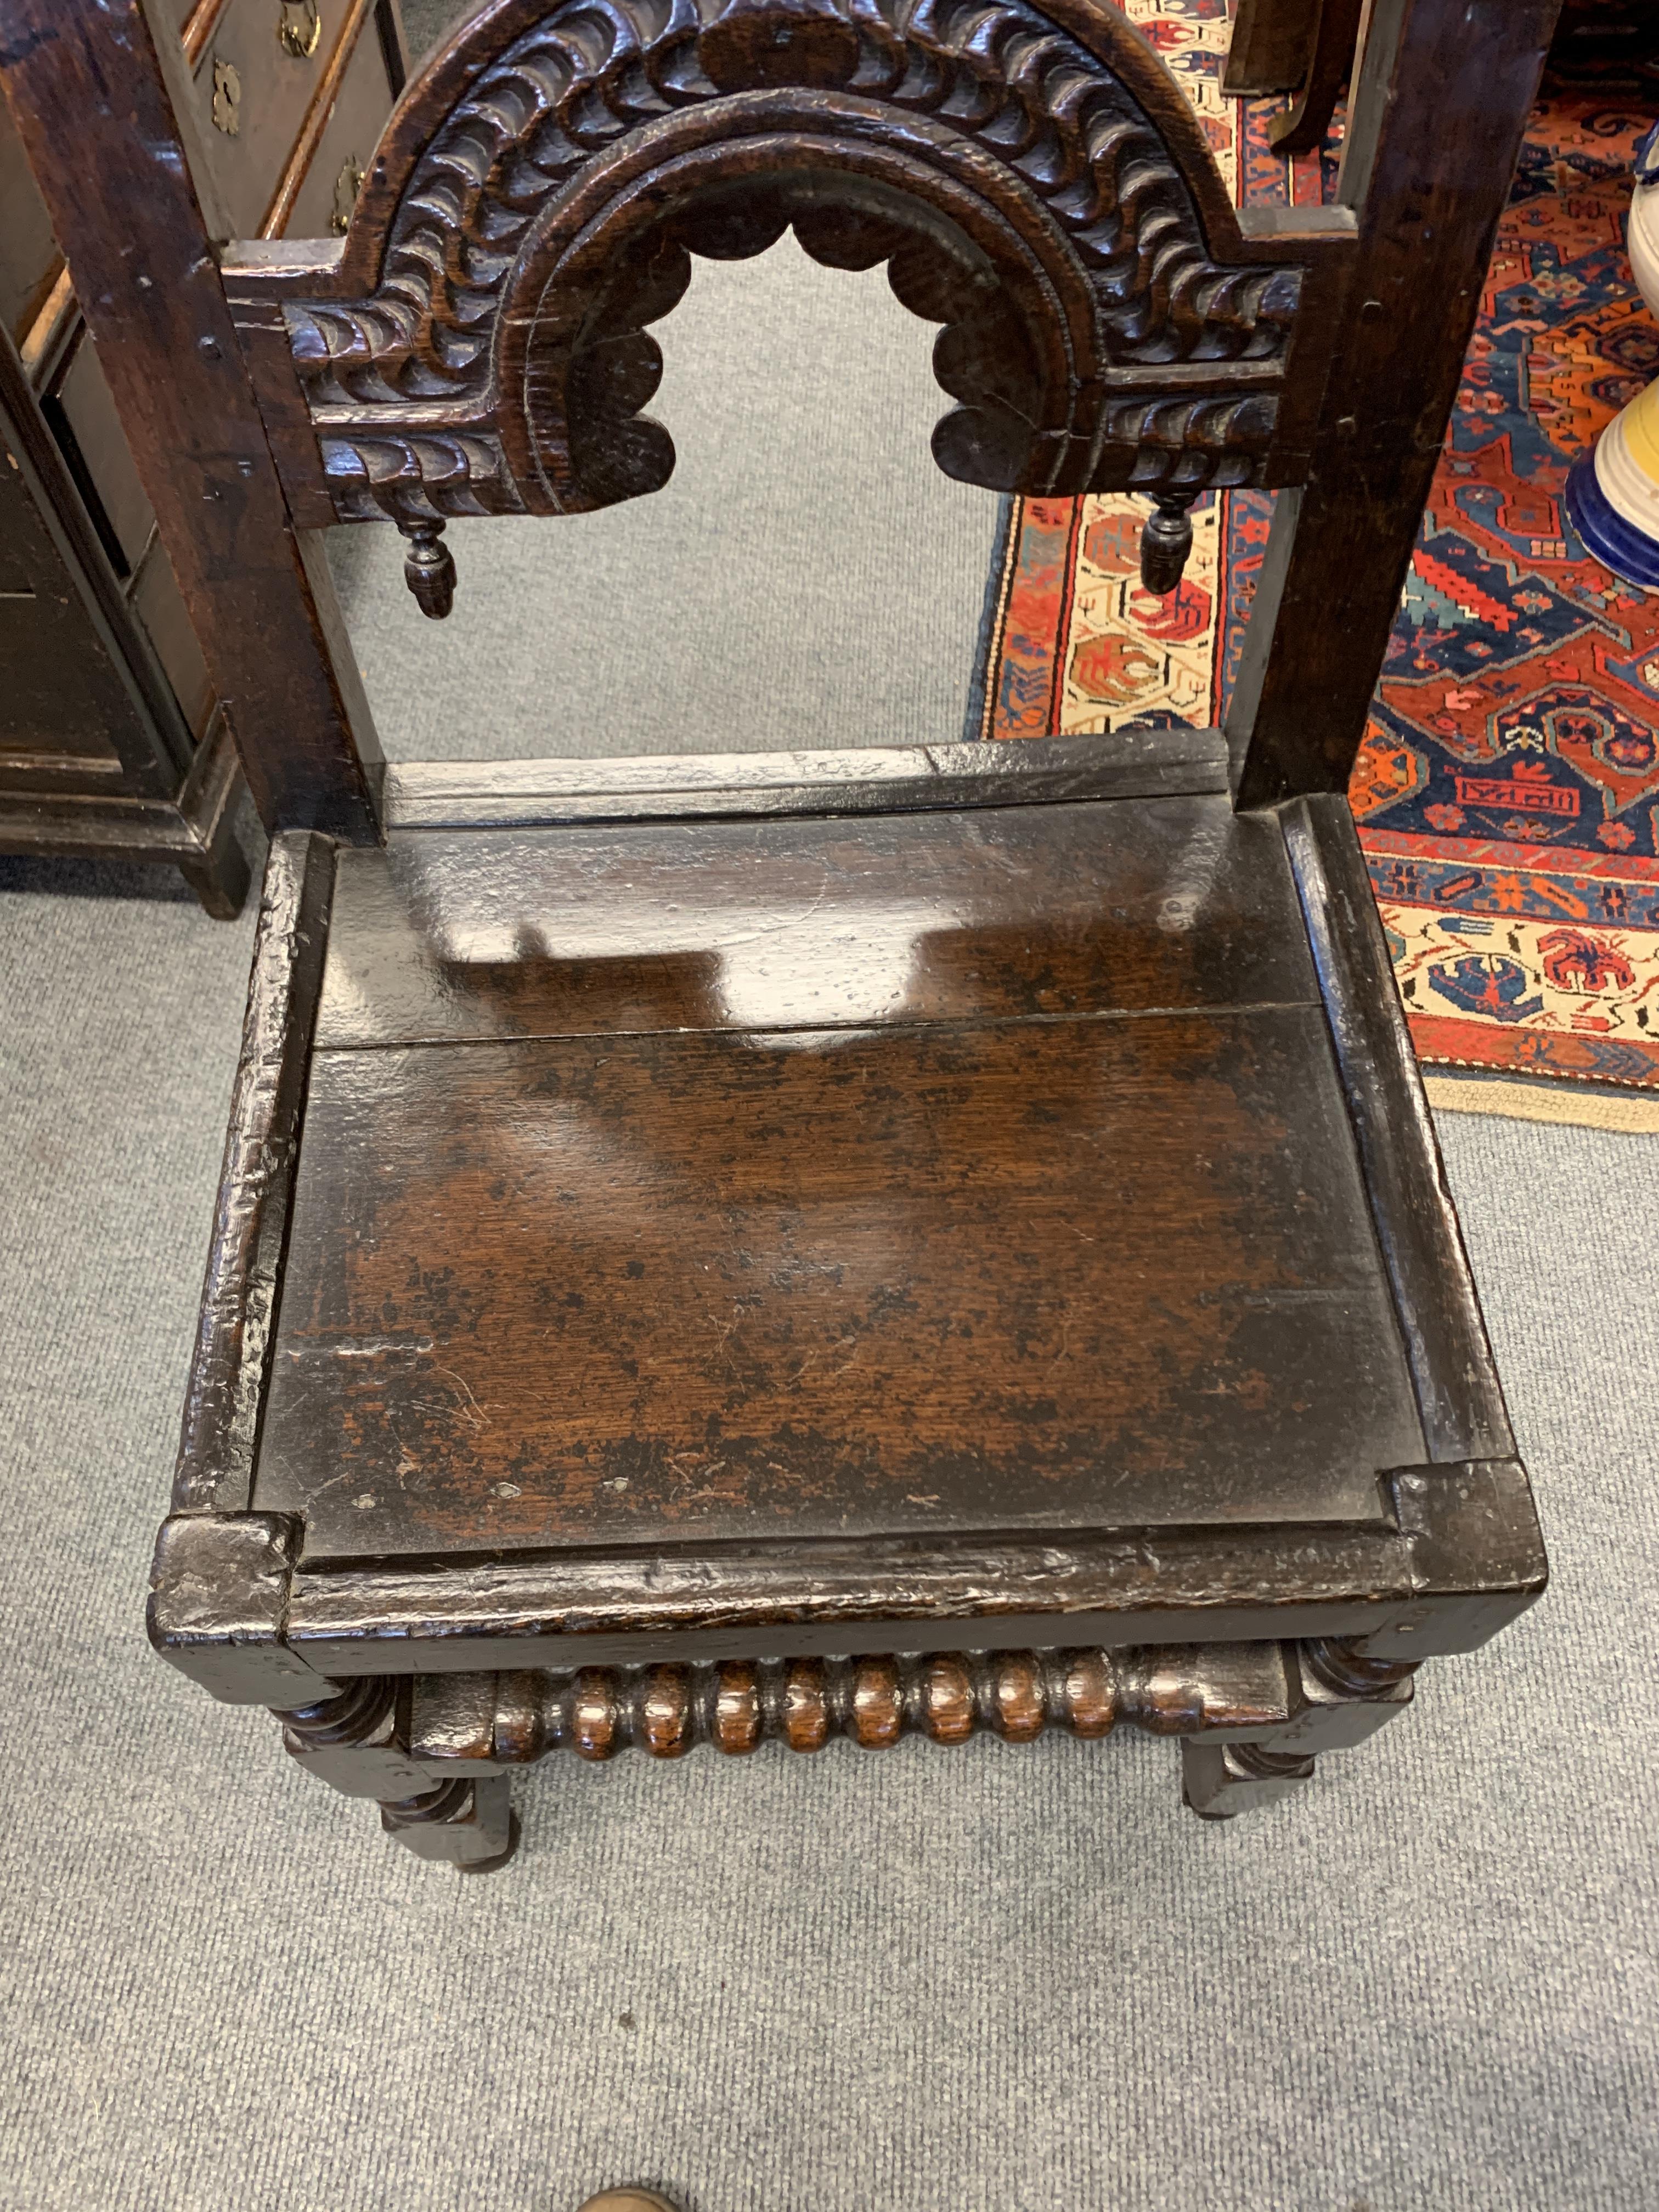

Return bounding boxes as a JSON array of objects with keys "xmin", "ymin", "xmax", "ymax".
[
  {"xmin": 0, "ymin": 2, "xmax": 405, "ymax": 913},
  {"xmin": 0, "ymin": 99, "xmax": 246, "ymax": 913},
  {"xmin": 183, "ymin": 0, "xmax": 404, "ymax": 240},
  {"xmin": 279, "ymin": 5, "xmax": 404, "ymax": 240}
]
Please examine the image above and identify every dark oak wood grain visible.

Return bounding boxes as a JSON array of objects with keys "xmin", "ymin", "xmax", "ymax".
[
  {"xmin": 274, "ymin": 1513, "xmax": 1450, "ymax": 1676},
  {"xmin": 380, "ymin": 731, "xmax": 1234, "ymax": 832},
  {"xmin": 149, "ymin": 1509, "xmax": 344, "ymax": 1703},
  {"xmin": 258, "ymin": 996, "xmax": 1421, "ymax": 1561},
  {"xmin": 1282, "ymin": 795, "xmax": 1514, "ymax": 1464},
  {"xmin": 174, "ymin": 831, "xmax": 335, "ymax": 1514},
  {"xmin": 1362, "ymin": 1457, "xmax": 1548, "ymax": 1659},
  {"xmin": 315, "ymin": 797, "xmax": 1316, "ymax": 1048}
]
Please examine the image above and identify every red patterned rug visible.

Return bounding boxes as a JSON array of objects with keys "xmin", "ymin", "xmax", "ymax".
[{"xmin": 972, "ymin": 2, "xmax": 1659, "ymax": 1124}]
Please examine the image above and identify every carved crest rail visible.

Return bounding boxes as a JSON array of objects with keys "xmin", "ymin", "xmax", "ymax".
[{"xmin": 223, "ymin": 0, "xmax": 1355, "ymax": 608}]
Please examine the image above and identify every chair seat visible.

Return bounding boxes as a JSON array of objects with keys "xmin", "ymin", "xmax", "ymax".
[{"xmin": 253, "ymin": 790, "xmax": 1425, "ymax": 1568}]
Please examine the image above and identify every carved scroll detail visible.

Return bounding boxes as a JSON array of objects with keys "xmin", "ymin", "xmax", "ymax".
[
  {"xmin": 298, "ymin": 0, "xmax": 1295, "ymax": 394},
  {"xmin": 318, "ymin": 431, "xmax": 524, "ymax": 524},
  {"xmin": 257, "ymin": 0, "xmax": 1328, "ymax": 578}
]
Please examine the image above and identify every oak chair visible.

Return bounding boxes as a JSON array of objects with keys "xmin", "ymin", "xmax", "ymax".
[{"xmin": 3, "ymin": 0, "xmax": 1558, "ymax": 1866}]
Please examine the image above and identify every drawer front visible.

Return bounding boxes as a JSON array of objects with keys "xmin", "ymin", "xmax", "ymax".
[
  {"xmin": 280, "ymin": 7, "xmax": 398, "ymax": 240},
  {"xmin": 191, "ymin": 0, "xmax": 352, "ymax": 236}
]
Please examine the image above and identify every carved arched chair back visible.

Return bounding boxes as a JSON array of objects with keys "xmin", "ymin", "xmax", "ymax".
[
  {"xmin": 1, "ymin": 0, "xmax": 1560, "ymax": 834},
  {"xmin": 228, "ymin": 0, "xmax": 1352, "ymax": 616}
]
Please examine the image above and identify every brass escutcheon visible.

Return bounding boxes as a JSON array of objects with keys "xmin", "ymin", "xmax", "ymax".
[
  {"xmin": 278, "ymin": 0, "xmax": 323, "ymax": 58},
  {"xmin": 210, "ymin": 57, "xmax": 241, "ymax": 135}
]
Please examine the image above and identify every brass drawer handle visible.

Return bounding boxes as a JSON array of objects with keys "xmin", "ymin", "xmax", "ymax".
[
  {"xmin": 331, "ymin": 154, "xmax": 364, "ymax": 236},
  {"xmin": 278, "ymin": 0, "xmax": 323, "ymax": 58},
  {"xmin": 210, "ymin": 56, "xmax": 241, "ymax": 136}
]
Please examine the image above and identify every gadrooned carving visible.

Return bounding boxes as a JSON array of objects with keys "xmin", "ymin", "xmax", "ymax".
[{"xmin": 266, "ymin": 0, "xmax": 1333, "ymax": 596}]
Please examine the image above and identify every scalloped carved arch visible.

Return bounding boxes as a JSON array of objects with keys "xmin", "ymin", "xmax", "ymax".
[{"xmin": 232, "ymin": 0, "xmax": 1352, "ymax": 603}]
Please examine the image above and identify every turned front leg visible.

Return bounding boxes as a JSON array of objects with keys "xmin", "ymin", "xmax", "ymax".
[
  {"xmin": 1182, "ymin": 1639, "xmax": 1419, "ymax": 1819},
  {"xmin": 380, "ymin": 1775, "xmax": 518, "ymax": 1871},
  {"xmin": 271, "ymin": 1677, "xmax": 518, "ymax": 1870}
]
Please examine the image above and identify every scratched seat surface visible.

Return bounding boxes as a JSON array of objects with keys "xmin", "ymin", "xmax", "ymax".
[{"xmin": 253, "ymin": 795, "xmax": 1424, "ymax": 1567}]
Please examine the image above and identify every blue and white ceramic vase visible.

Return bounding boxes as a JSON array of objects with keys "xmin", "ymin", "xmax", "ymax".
[{"xmin": 1565, "ymin": 117, "xmax": 1659, "ymax": 587}]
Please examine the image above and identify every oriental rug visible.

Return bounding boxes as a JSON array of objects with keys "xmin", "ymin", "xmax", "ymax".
[{"xmin": 972, "ymin": 1, "xmax": 1659, "ymax": 1125}]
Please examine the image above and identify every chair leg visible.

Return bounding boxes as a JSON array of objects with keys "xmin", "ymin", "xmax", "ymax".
[
  {"xmin": 1182, "ymin": 1738, "xmax": 1318, "ymax": 1819},
  {"xmin": 1181, "ymin": 1637, "xmax": 1420, "ymax": 1818},
  {"xmin": 380, "ymin": 1774, "xmax": 520, "ymax": 1871},
  {"xmin": 272, "ymin": 1677, "xmax": 520, "ymax": 1868},
  {"xmin": 275, "ymin": 1677, "xmax": 431, "ymax": 1798}
]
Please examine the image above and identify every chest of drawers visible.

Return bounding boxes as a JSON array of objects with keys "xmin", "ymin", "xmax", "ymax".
[
  {"xmin": 179, "ymin": 0, "xmax": 405, "ymax": 241},
  {"xmin": 0, "ymin": 1, "xmax": 407, "ymax": 915}
]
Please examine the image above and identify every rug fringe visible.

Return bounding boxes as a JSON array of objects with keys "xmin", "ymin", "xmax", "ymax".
[{"xmin": 1424, "ymin": 1074, "xmax": 1659, "ymax": 1132}]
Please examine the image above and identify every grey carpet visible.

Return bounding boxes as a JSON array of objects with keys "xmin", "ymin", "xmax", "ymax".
[{"xmin": 2, "ymin": 2, "xmax": 1656, "ymax": 2204}]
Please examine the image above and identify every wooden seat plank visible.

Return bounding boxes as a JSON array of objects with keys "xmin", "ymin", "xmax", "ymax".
[
  {"xmin": 316, "ymin": 798, "xmax": 1318, "ymax": 1050},
  {"xmin": 258, "ymin": 991, "xmax": 1422, "ymax": 1562}
]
